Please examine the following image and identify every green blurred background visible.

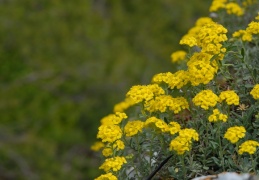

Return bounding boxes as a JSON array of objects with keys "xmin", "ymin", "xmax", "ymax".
[{"xmin": 0, "ymin": 0, "xmax": 211, "ymax": 179}]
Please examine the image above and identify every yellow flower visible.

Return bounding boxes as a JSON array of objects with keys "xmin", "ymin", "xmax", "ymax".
[
  {"xmin": 250, "ymin": 84, "xmax": 259, "ymax": 99},
  {"xmin": 124, "ymin": 120, "xmax": 144, "ymax": 137},
  {"xmin": 95, "ymin": 173, "xmax": 118, "ymax": 180},
  {"xmin": 99, "ymin": 156, "xmax": 127, "ymax": 173},
  {"xmin": 144, "ymin": 117, "xmax": 169, "ymax": 132},
  {"xmin": 187, "ymin": 60, "xmax": 217, "ymax": 86},
  {"xmin": 169, "ymin": 128, "xmax": 199, "ymax": 155},
  {"xmin": 152, "ymin": 70, "xmax": 189, "ymax": 89},
  {"xmin": 195, "ymin": 17, "xmax": 214, "ymax": 27},
  {"xmin": 169, "ymin": 136, "xmax": 191, "ymax": 155},
  {"xmin": 144, "ymin": 95, "xmax": 189, "ymax": 114},
  {"xmin": 91, "ymin": 141, "xmax": 105, "ymax": 151},
  {"xmin": 219, "ymin": 90, "xmax": 240, "ymax": 105},
  {"xmin": 97, "ymin": 124, "xmax": 122, "ymax": 143},
  {"xmin": 171, "ymin": 50, "xmax": 187, "ymax": 63},
  {"xmin": 180, "ymin": 35, "xmax": 197, "ymax": 47},
  {"xmin": 102, "ymin": 148, "xmax": 113, "ymax": 157},
  {"xmin": 192, "ymin": 90, "xmax": 219, "ymax": 110},
  {"xmin": 225, "ymin": 2, "xmax": 244, "ymax": 16},
  {"xmin": 224, "ymin": 126, "xmax": 246, "ymax": 144},
  {"xmin": 100, "ymin": 112, "xmax": 128, "ymax": 125},
  {"xmin": 232, "ymin": 30, "xmax": 252, "ymax": 42},
  {"xmin": 113, "ymin": 98, "xmax": 135, "ymax": 113},
  {"xmin": 113, "ymin": 140, "xmax": 125, "ymax": 150},
  {"xmin": 246, "ymin": 21, "xmax": 259, "ymax": 35},
  {"xmin": 208, "ymin": 109, "xmax": 228, "ymax": 122},
  {"xmin": 168, "ymin": 122, "xmax": 181, "ymax": 135},
  {"xmin": 238, "ymin": 140, "xmax": 259, "ymax": 155},
  {"xmin": 126, "ymin": 84, "xmax": 165, "ymax": 104},
  {"xmin": 209, "ymin": 0, "xmax": 227, "ymax": 12}
]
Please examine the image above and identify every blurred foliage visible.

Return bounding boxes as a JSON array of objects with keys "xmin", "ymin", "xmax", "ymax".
[{"xmin": 0, "ymin": 0, "xmax": 210, "ymax": 179}]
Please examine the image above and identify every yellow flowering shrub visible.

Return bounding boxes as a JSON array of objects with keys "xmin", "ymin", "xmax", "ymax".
[{"xmin": 93, "ymin": 0, "xmax": 259, "ymax": 179}]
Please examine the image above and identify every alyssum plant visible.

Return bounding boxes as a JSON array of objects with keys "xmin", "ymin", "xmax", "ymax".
[{"xmin": 91, "ymin": 0, "xmax": 259, "ymax": 179}]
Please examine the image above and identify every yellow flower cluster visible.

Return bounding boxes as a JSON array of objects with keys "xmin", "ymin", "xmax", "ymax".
[
  {"xmin": 210, "ymin": 0, "xmax": 244, "ymax": 16},
  {"xmin": 99, "ymin": 156, "xmax": 127, "ymax": 172},
  {"xmin": 97, "ymin": 124, "xmax": 122, "ymax": 143},
  {"xmin": 144, "ymin": 117, "xmax": 181, "ymax": 135},
  {"xmin": 219, "ymin": 90, "xmax": 240, "ymax": 105},
  {"xmin": 180, "ymin": 35, "xmax": 197, "ymax": 47},
  {"xmin": 208, "ymin": 109, "xmax": 228, "ymax": 122},
  {"xmin": 124, "ymin": 120, "xmax": 144, "ymax": 137},
  {"xmin": 102, "ymin": 148, "xmax": 113, "ymax": 157},
  {"xmin": 101, "ymin": 112, "xmax": 128, "ymax": 125},
  {"xmin": 169, "ymin": 128, "xmax": 199, "ymax": 155},
  {"xmin": 209, "ymin": 0, "xmax": 227, "ymax": 12},
  {"xmin": 91, "ymin": 141, "xmax": 105, "ymax": 151},
  {"xmin": 250, "ymin": 84, "xmax": 259, "ymax": 99},
  {"xmin": 196, "ymin": 22, "xmax": 228, "ymax": 57},
  {"xmin": 224, "ymin": 126, "xmax": 246, "ymax": 143},
  {"xmin": 126, "ymin": 84, "xmax": 165, "ymax": 104},
  {"xmin": 238, "ymin": 140, "xmax": 259, "ymax": 155},
  {"xmin": 145, "ymin": 95, "xmax": 189, "ymax": 114},
  {"xmin": 113, "ymin": 140, "xmax": 125, "ymax": 150},
  {"xmin": 246, "ymin": 21, "xmax": 259, "ymax": 35},
  {"xmin": 233, "ymin": 17, "xmax": 259, "ymax": 42},
  {"xmin": 95, "ymin": 173, "xmax": 118, "ymax": 180},
  {"xmin": 232, "ymin": 30, "xmax": 252, "ymax": 41},
  {"xmin": 187, "ymin": 56, "xmax": 217, "ymax": 86},
  {"xmin": 192, "ymin": 90, "xmax": 219, "ymax": 110},
  {"xmin": 168, "ymin": 122, "xmax": 181, "ymax": 135},
  {"xmin": 180, "ymin": 17, "xmax": 214, "ymax": 47},
  {"xmin": 145, "ymin": 117, "xmax": 169, "ymax": 133},
  {"xmin": 113, "ymin": 98, "xmax": 135, "ymax": 112},
  {"xmin": 194, "ymin": 17, "xmax": 214, "ymax": 27},
  {"xmin": 225, "ymin": 2, "xmax": 244, "ymax": 16},
  {"xmin": 180, "ymin": 19, "xmax": 228, "ymax": 61},
  {"xmin": 152, "ymin": 70, "xmax": 189, "ymax": 89},
  {"xmin": 171, "ymin": 50, "xmax": 187, "ymax": 63}
]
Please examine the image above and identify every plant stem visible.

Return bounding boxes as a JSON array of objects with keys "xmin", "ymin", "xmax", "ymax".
[
  {"xmin": 217, "ymin": 122, "xmax": 225, "ymax": 171},
  {"xmin": 251, "ymin": 154, "xmax": 257, "ymax": 174},
  {"xmin": 180, "ymin": 155, "xmax": 187, "ymax": 180}
]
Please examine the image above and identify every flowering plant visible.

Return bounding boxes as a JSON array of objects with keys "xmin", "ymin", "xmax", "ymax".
[{"xmin": 92, "ymin": 0, "xmax": 259, "ymax": 179}]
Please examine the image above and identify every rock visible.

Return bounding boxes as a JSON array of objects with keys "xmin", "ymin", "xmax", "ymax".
[{"xmin": 192, "ymin": 172, "xmax": 258, "ymax": 180}]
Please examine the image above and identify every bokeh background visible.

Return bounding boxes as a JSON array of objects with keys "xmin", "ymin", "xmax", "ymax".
[{"xmin": 0, "ymin": 0, "xmax": 211, "ymax": 179}]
